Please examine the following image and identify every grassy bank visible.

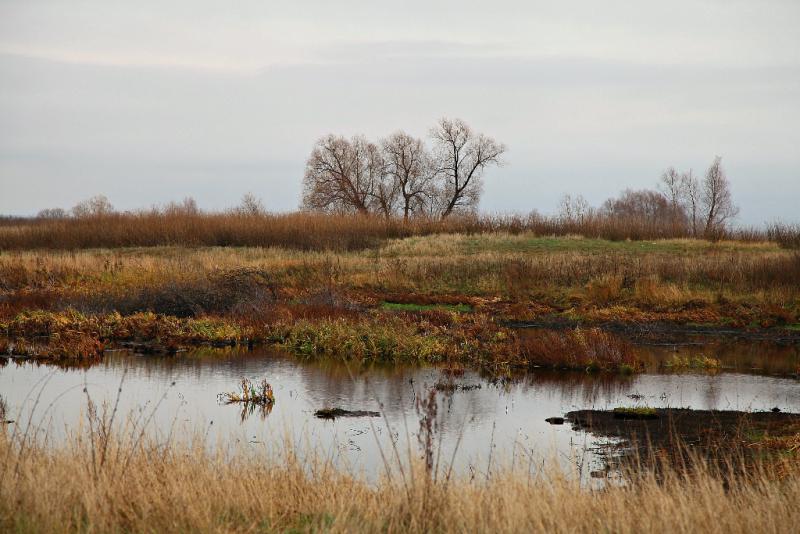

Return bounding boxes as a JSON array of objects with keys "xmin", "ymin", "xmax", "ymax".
[
  {"xmin": 1, "ymin": 431, "xmax": 798, "ymax": 533},
  {"xmin": 1, "ymin": 233, "xmax": 798, "ymax": 369},
  {"xmin": 0, "ymin": 309, "xmax": 641, "ymax": 374}
]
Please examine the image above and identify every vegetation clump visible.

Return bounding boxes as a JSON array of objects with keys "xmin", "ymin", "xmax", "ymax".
[
  {"xmin": 517, "ymin": 327, "xmax": 640, "ymax": 372},
  {"xmin": 0, "ymin": 330, "xmax": 104, "ymax": 361},
  {"xmin": 272, "ymin": 316, "xmax": 450, "ymax": 364},
  {"xmin": 665, "ymin": 354, "xmax": 722, "ymax": 370},
  {"xmin": 219, "ymin": 378, "xmax": 275, "ymax": 405}
]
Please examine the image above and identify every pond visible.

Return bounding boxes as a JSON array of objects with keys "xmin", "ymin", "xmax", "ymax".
[{"xmin": 1, "ymin": 336, "xmax": 799, "ymax": 481}]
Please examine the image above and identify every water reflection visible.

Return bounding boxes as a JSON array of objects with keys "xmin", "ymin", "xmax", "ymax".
[
  {"xmin": 633, "ymin": 337, "xmax": 800, "ymax": 375},
  {"xmin": 1, "ymin": 341, "xmax": 798, "ymax": 480}
]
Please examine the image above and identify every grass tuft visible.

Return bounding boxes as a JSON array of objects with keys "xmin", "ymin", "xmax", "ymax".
[
  {"xmin": 219, "ymin": 378, "xmax": 275, "ymax": 405},
  {"xmin": 665, "ymin": 354, "xmax": 722, "ymax": 369},
  {"xmin": 517, "ymin": 327, "xmax": 640, "ymax": 372}
]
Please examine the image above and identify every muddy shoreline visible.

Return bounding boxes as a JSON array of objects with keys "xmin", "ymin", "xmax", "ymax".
[{"xmin": 566, "ymin": 408, "xmax": 800, "ymax": 468}]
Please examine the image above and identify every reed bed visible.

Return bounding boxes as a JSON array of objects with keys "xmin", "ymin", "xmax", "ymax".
[
  {"xmin": 517, "ymin": 327, "xmax": 639, "ymax": 371},
  {"xmin": 0, "ymin": 211, "xmax": 786, "ymax": 252},
  {"xmin": 1, "ymin": 429, "xmax": 798, "ymax": 533}
]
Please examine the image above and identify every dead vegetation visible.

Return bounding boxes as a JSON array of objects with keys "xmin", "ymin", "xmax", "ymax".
[
  {"xmin": 517, "ymin": 327, "xmax": 639, "ymax": 372},
  {"xmin": 0, "ymin": 211, "xmax": 786, "ymax": 252},
  {"xmin": 1, "ymin": 427, "xmax": 799, "ymax": 533},
  {"xmin": 219, "ymin": 378, "xmax": 275, "ymax": 405}
]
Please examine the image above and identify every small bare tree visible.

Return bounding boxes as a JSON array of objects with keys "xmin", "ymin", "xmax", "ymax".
[
  {"xmin": 237, "ymin": 193, "xmax": 265, "ymax": 215},
  {"xmin": 382, "ymin": 131, "xmax": 432, "ymax": 221},
  {"xmin": 430, "ymin": 118, "xmax": 505, "ymax": 219},
  {"xmin": 302, "ymin": 135, "xmax": 378, "ymax": 214},
  {"xmin": 701, "ymin": 156, "xmax": 738, "ymax": 238},
  {"xmin": 163, "ymin": 197, "xmax": 200, "ymax": 215},
  {"xmin": 71, "ymin": 195, "xmax": 114, "ymax": 218},
  {"xmin": 659, "ymin": 166, "xmax": 688, "ymax": 233},
  {"xmin": 36, "ymin": 207, "xmax": 68, "ymax": 219},
  {"xmin": 680, "ymin": 169, "xmax": 701, "ymax": 237},
  {"xmin": 559, "ymin": 194, "xmax": 591, "ymax": 224}
]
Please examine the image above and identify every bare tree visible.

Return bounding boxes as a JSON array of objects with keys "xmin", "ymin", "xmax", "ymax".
[
  {"xmin": 430, "ymin": 118, "xmax": 505, "ymax": 219},
  {"xmin": 602, "ymin": 189, "xmax": 686, "ymax": 232},
  {"xmin": 363, "ymin": 142, "xmax": 396, "ymax": 218},
  {"xmin": 36, "ymin": 207, "xmax": 68, "ymax": 219},
  {"xmin": 72, "ymin": 195, "xmax": 114, "ymax": 218},
  {"xmin": 237, "ymin": 193, "xmax": 265, "ymax": 215},
  {"xmin": 680, "ymin": 169, "xmax": 701, "ymax": 237},
  {"xmin": 558, "ymin": 194, "xmax": 592, "ymax": 224},
  {"xmin": 382, "ymin": 131, "xmax": 432, "ymax": 221},
  {"xmin": 302, "ymin": 135, "xmax": 378, "ymax": 214},
  {"xmin": 162, "ymin": 197, "xmax": 200, "ymax": 216},
  {"xmin": 659, "ymin": 166, "xmax": 688, "ymax": 233},
  {"xmin": 701, "ymin": 156, "xmax": 738, "ymax": 238}
]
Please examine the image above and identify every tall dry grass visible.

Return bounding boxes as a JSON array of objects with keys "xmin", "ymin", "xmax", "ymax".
[
  {"xmin": 0, "ymin": 210, "xmax": 783, "ymax": 251},
  {"xmin": 1, "ymin": 427, "xmax": 798, "ymax": 533},
  {"xmin": 1, "ymin": 238, "xmax": 798, "ymax": 323},
  {"xmin": 0, "ymin": 212, "xmax": 514, "ymax": 251}
]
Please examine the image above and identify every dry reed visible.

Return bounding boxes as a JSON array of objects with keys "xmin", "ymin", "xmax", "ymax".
[
  {"xmin": 0, "ymin": 211, "xmax": 784, "ymax": 252},
  {"xmin": 0, "ymin": 429, "xmax": 798, "ymax": 533}
]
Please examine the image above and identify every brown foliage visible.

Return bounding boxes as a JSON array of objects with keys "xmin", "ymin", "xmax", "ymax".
[
  {"xmin": 517, "ymin": 328, "xmax": 639, "ymax": 371},
  {"xmin": 0, "ymin": 210, "xmax": 782, "ymax": 252}
]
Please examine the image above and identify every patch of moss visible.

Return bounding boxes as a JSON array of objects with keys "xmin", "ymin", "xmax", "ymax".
[{"xmin": 612, "ymin": 407, "xmax": 658, "ymax": 419}]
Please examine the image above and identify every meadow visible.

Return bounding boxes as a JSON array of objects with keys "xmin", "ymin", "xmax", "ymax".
[{"xmin": 1, "ymin": 214, "xmax": 799, "ymax": 371}]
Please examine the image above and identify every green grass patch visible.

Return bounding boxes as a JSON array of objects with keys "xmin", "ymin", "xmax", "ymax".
[
  {"xmin": 613, "ymin": 407, "xmax": 658, "ymax": 419},
  {"xmin": 459, "ymin": 235, "xmax": 779, "ymax": 256},
  {"xmin": 380, "ymin": 301, "xmax": 472, "ymax": 313}
]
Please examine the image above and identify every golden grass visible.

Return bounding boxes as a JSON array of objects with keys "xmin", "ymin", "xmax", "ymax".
[
  {"xmin": 1, "ymin": 430, "xmax": 798, "ymax": 533},
  {"xmin": 665, "ymin": 354, "xmax": 723, "ymax": 370},
  {"xmin": 1, "ymin": 236, "xmax": 797, "ymax": 300}
]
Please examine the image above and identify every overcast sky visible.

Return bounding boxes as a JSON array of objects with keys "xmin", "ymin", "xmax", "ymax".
[{"xmin": 1, "ymin": 1, "xmax": 798, "ymax": 224}]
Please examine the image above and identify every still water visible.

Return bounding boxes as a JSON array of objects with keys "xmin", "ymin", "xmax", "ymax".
[{"xmin": 1, "ymin": 338, "xmax": 799, "ymax": 479}]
